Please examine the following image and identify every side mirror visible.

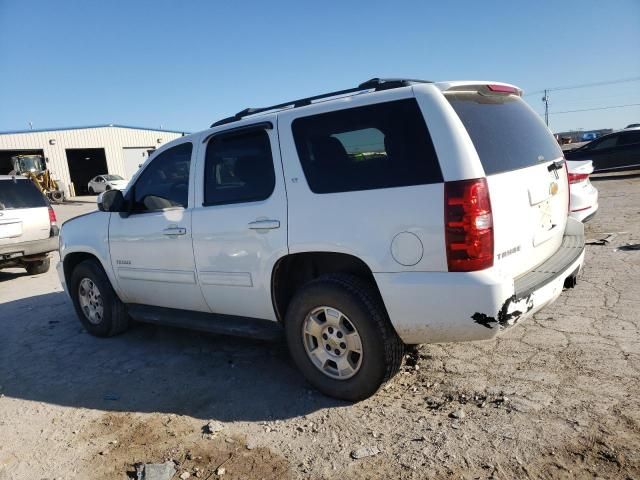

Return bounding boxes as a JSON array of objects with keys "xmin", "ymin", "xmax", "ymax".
[{"xmin": 98, "ymin": 189, "xmax": 125, "ymax": 212}]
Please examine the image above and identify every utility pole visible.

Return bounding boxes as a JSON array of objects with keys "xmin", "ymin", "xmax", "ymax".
[{"xmin": 542, "ymin": 89, "xmax": 549, "ymax": 126}]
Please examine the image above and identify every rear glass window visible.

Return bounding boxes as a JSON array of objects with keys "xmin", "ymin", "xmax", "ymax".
[
  {"xmin": 292, "ymin": 99, "xmax": 442, "ymax": 194},
  {"xmin": 0, "ymin": 179, "xmax": 48, "ymax": 209},
  {"xmin": 446, "ymin": 93, "xmax": 563, "ymax": 175}
]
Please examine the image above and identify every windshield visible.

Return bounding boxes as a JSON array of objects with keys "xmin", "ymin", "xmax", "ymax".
[
  {"xmin": 103, "ymin": 175, "xmax": 124, "ymax": 181},
  {"xmin": 13, "ymin": 156, "xmax": 45, "ymax": 173},
  {"xmin": 446, "ymin": 93, "xmax": 563, "ymax": 175}
]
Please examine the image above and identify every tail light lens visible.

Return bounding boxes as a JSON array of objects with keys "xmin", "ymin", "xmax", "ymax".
[
  {"xmin": 445, "ymin": 178, "xmax": 494, "ymax": 272},
  {"xmin": 48, "ymin": 206, "xmax": 57, "ymax": 225},
  {"xmin": 564, "ymin": 162, "xmax": 570, "ymax": 212},
  {"xmin": 568, "ymin": 172, "xmax": 589, "ymax": 184}
]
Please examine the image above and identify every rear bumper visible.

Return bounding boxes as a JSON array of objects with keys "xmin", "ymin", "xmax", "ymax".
[
  {"xmin": 570, "ymin": 180, "xmax": 598, "ymax": 222},
  {"xmin": 0, "ymin": 235, "xmax": 58, "ymax": 261},
  {"xmin": 376, "ymin": 218, "xmax": 585, "ymax": 344}
]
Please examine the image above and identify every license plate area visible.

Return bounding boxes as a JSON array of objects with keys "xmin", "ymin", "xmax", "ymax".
[
  {"xmin": 533, "ymin": 199, "xmax": 557, "ymax": 246},
  {"xmin": 0, "ymin": 220, "xmax": 23, "ymax": 239}
]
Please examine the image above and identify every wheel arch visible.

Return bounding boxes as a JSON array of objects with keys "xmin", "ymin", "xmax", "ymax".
[
  {"xmin": 63, "ymin": 251, "xmax": 113, "ymax": 295},
  {"xmin": 271, "ymin": 251, "xmax": 382, "ymax": 324}
]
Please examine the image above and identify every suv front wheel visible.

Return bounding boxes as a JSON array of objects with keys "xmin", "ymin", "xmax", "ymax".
[
  {"xmin": 285, "ymin": 274, "xmax": 404, "ymax": 401},
  {"xmin": 69, "ymin": 259, "xmax": 129, "ymax": 337}
]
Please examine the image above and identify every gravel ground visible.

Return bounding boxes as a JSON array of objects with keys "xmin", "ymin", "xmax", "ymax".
[{"xmin": 0, "ymin": 177, "xmax": 639, "ymax": 480}]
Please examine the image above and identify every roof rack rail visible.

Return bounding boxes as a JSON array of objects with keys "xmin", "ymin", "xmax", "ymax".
[{"xmin": 210, "ymin": 78, "xmax": 431, "ymax": 127}]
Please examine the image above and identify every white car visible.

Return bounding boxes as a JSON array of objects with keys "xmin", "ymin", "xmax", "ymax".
[
  {"xmin": 57, "ymin": 78, "xmax": 585, "ymax": 401},
  {"xmin": 567, "ymin": 160, "xmax": 598, "ymax": 222},
  {"xmin": 87, "ymin": 175, "xmax": 128, "ymax": 194},
  {"xmin": 0, "ymin": 176, "xmax": 59, "ymax": 274}
]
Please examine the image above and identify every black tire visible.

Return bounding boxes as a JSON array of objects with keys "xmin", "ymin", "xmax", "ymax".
[
  {"xmin": 284, "ymin": 274, "xmax": 404, "ymax": 401},
  {"xmin": 105, "ymin": 185, "xmax": 111, "ymax": 191},
  {"xmin": 25, "ymin": 257, "xmax": 50, "ymax": 275},
  {"xmin": 88, "ymin": 186, "xmax": 94, "ymax": 194},
  {"xmin": 69, "ymin": 259, "xmax": 129, "ymax": 337}
]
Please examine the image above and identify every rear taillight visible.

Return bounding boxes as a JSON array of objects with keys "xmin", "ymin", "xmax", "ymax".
[
  {"xmin": 445, "ymin": 178, "xmax": 494, "ymax": 272},
  {"xmin": 564, "ymin": 162, "xmax": 570, "ymax": 212},
  {"xmin": 568, "ymin": 172, "xmax": 589, "ymax": 184},
  {"xmin": 48, "ymin": 206, "xmax": 57, "ymax": 225}
]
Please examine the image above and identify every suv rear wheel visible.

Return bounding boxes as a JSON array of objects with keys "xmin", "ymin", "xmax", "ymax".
[
  {"xmin": 69, "ymin": 259, "xmax": 129, "ymax": 337},
  {"xmin": 285, "ymin": 274, "xmax": 404, "ymax": 401}
]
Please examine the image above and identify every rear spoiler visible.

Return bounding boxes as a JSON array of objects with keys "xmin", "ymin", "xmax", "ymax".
[{"xmin": 434, "ymin": 81, "xmax": 523, "ymax": 97}]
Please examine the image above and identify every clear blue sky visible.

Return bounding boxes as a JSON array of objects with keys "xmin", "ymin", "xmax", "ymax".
[{"xmin": 1, "ymin": 0, "xmax": 638, "ymax": 134}]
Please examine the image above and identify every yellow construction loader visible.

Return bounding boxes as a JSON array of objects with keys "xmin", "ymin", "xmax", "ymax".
[{"xmin": 10, "ymin": 155, "xmax": 65, "ymax": 203}]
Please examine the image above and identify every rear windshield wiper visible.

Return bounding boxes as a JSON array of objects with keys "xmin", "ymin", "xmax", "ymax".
[{"xmin": 547, "ymin": 160, "xmax": 565, "ymax": 172}]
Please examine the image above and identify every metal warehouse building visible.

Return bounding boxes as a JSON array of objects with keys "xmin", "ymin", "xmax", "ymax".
[{"xmin": 0, "ymin": 124, "xmax": 185, "ymax": 195}]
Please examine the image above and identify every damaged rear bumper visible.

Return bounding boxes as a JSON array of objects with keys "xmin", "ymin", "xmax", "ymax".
[{"xmin": 375, "ymin": 218, "xmax": 585, "ymax": 344}]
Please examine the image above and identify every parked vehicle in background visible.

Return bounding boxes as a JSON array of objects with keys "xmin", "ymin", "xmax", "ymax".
[
  {"xmin": 581, "ymin": 132, "xmax": 598, "ymax": 142},
  {"xmin": 624, "ymin": 123, "xmax": 640, "ymax": 129},
  {"xmin": 564, "ymin": 128, "xmax": 640, "ymax": 172},
  {"xmin": 58, "ymin": 78, "xmax": 585, "ymax": 401},
  {"xmin": 567, "ymin": 160, "xmax": 598, "ymax": 222},
  {"xmin": 0, "ymin": 176, "xmax": 59, "ymax": 274},
  {"xmin": 87, "ymin": 175, "xmax": 128, "ymax": 194},
  {"xmin": 9, "ymin": 154, "xmax": 65, "ymax": 202}
]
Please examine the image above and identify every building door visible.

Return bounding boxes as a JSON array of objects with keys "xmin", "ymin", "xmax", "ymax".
[
  {"xmin": 122, "ymin": 147, "xmax": 154, "ymax": 180},
  {"xmin": 66, "ymin": 148, "xmax": 108, "ymax": 195}
]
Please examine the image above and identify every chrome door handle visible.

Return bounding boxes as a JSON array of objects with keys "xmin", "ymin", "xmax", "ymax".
[
  {"xmin": 248, "ymin": 219, "xmax": 280, "ymax": 230},
  {"xmin": 163, "ymin": 227, "xmax": 187, "ymax": 236}
]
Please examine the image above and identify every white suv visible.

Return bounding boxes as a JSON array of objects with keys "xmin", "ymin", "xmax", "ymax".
[
  {"xmin": 57, "ymin": 79, "xmax": 585, "ymax": 401},
  {"xmin": 1, "ymin": 176, "xmax": 59, "ymax": 274}
]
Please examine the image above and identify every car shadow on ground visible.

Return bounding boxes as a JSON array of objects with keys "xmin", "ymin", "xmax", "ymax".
[
  {"xmin": 0, "ymin": 270, "xmax": 29, "ymax": 282},
  {"xmin": 0, "ymin": 293, "xmax": 341, "ymax": 422}
]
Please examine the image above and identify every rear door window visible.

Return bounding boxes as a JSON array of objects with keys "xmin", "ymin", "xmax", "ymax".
[
  {"xmin": 446, "ymin": 93, "xmax": 563, "ymax": 175},
  {"xmin": 291, "ymin": 99, "xmax": 442, "ymax": 194},
  {"xmin": 0, "ymin": 179, "xmax": 48, "ymax": 209},
  {"xmin": 204, "ymin": 129, "xmax": 275, "ymax": 206}
]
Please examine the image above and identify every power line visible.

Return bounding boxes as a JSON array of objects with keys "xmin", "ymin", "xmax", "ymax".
[
  {"xmin": 524, "ymin": 76, "xmax": 640, "ymax": 96},
  {"xmin": 547, "ymin": 103, "xmax": 640, "ymax": 115}
]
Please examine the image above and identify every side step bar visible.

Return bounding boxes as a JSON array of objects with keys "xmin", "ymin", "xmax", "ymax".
[{"xmin": 127, "ymin": 304, "xmax": 283, "ymax": 341}]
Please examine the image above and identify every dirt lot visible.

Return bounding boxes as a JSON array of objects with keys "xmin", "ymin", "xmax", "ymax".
[{"xmin": 1, "ymin": 178, "xmax": 639, "ymax": 480}]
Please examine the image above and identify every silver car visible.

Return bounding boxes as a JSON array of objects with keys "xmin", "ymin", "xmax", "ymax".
[{"xmin": 0, "ymin": 176, "xmax": 59, "ymax": 274}]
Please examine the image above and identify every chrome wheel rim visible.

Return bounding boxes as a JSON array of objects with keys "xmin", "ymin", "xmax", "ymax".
[
  {"xmin": 78, "ymin": 278, "xmax": 104, "ymax": 325},
  {"xmin": 302, "ymin": 306, "xmax": 363, "ymax": 380}
]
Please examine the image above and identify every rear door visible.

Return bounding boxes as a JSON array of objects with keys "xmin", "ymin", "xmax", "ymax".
[
  {"xmin": 0, "ymin": 179, "xmax": 50, "ymax": 247},
  {"xmin": 191, "ymin": 122, "xmax": 288, "ymax": 321},
  {"xmin": 446, "ymin": 90, "xmax": 570, "ymax": 278}
]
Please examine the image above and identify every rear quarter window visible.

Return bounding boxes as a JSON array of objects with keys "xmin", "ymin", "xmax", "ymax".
[
  {"xmin": 0, "ymin": 179, "xmax": 49, "ymax": 209},
  {"xmin": 446, "ymin": 93, "xmax": 563, "ymax": 175},
  {"xmin": 291, "ymin": 99, "xmax": 443, "ymax": 194}
]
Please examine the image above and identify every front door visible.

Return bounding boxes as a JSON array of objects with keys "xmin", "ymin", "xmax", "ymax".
[
  {"xmin": 582, "ymin": 134, "xmax": 619, "ymax": 172},
  {"xmin": 109, "ymin": 140, "xmax": 209, "ymax": 312},
  {"xmin": 191, "ymin": 122, "xmax": 288, "ymax": 321}
]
